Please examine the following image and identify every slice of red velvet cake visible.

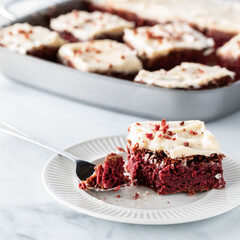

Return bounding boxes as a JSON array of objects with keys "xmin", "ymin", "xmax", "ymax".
[
  {"xmin": 134, "ymin": 62, "xmax": 235, "ymax": 90},
  {"xmin": 58, "ymin": 39, "xmax": 142, "ymax": 80},
  {"xmin": 79, "ymin": 153, "xmax": 130, "ymax": 190},
  {"xmin": 0, "ymin": 23, "xmax": 66, "ymax": 61},
  {"xmin": 188, "ymin": 2, "xmax": 240, "ymax": 48},
  {"xmin": 50, "ymin": 10, "xmax": 134, "ymax": 42},
  {"xmin": 123, "ymin": 23, "xmax": 214, "ymax": 71},
  {"xmin": 127, "ymin": 120, "xmax": 226, "ymax": 195},
  {"xmin": 217, "ymin": 34, "xmax": 240, "ymax": 81}
]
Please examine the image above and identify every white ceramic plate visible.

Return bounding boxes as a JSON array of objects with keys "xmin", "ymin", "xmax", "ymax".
[{"xmin": 42, "ymin": 135, "xmax": 240, "ymax": 225}]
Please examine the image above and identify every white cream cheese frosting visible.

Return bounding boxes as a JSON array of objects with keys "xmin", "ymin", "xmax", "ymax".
[
  {"xmin": 58, "ymin": 39, "xmax": 142, "ymax": 73},
  {"xmin": 127, "ymin": 120, "xmax": 222, "ymax": 159},
  {"xmin": 50, "ymin": 10, "xmax": 134, "ymax": 41},
  {"xmin": 187, "ymin": 2, "xmax": 240, "ymax": 35},
  {"xmin": 123, "ymin": 23, "xmax": 214, "ymax": 58},
  {"xmin": 217, "ymin": 34, "xmax": 240, "ymax": 59},
  {"xmin": 134, "ymin": 62, "xmax": 235, "ymax": 89},
  {"xmin": 88, "ymin": 0, "xmax": 240, "ymax": 34},
  {"xmin": 0, "ymin": 23, "xmax": 66, "ymax": 55}
]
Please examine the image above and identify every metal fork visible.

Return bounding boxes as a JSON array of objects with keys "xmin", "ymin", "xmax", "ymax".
[{"xmin": 0, "ymin": 121, "xmax": 119, "ymax": 191}]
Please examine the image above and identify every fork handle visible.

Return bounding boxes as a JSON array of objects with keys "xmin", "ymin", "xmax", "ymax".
[{"xmin": 0, "ymin": 124, "xmax": 79, "ymax": 162}]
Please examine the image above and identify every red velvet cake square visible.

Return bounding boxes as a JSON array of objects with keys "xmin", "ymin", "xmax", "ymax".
[
  {"xmin": 123, "ymin": 23, "xmax": 214, "ymax": 71},
  {"xmin": 126, "ymin": 120, "xmax": 226, "ymax": 195},
  {"xmin": 188, "ymin": 4, "xmax": 240, "ymax": 48},
  {"xmin": 58, "ymin": 39, "xmax": 142, "ymax": 80},
  {"xmin": 50, "ymin": 10, "xmax": 134, "ymax": 42},
  {"xmin": 134, "ymin": 62, "xmax": 235, "ymax": 90},
  {"xmin": 217, "ymin": 34, "xmax": 240, "ymax": 81},
  {"xmin": 0, "ymin": 23, "xmax": 66, "ymax": 62}
]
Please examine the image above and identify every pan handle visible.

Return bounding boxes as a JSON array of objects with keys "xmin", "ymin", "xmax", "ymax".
[{"xmin": 0, "ymin": 0, "xmax": 62, "ymax": 21}]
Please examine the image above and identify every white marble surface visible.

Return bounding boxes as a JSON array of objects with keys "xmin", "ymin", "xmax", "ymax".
[
  {"xmin": 0, "ymin": 72, "xmax": 240, "ymax": 240},
  {"xmin": 0, "ymin": 1, "xmax": 240, "ymax": 239}
]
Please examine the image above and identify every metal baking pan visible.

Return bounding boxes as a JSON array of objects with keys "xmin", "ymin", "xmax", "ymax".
[{"xmin": 0, "ymin": 0, "xmax": 240, "ymax": 122}]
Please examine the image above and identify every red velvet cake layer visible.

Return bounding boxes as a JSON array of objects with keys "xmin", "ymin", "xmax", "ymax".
[
  {"xmin": 218, "ymin": 57, "xmax": 240, "ymax": 81},
  {"xmin": 79, "ymin": 153, "xmax": 130, "ymax": 189},
  {"xmin": 191, "ymin": 26, "xmax": 236, "ymax": 49},
  {"xmin": 127, "ymin": 147, "xmax": 225, "ymax": 195},
  {"xmin": 28, "ymin": 46, "xmax": 60, "ymax": 62},
  {"xmin": 126, "ymin": 45, "xmax": 210, "ymax": 71}
]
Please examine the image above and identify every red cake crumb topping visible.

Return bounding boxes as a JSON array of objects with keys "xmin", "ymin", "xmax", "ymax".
[
  {"xmin": 161, "ymin": 118, "xmax": 166, "ymax": 126},
  {"xmin": 74, "ymin": 49, "xmax": 82, "ymax": 55},
  {"xmin": 95, "ymin": 49, "xmax": 102, "ymax": 54},
  {"xmin": 160, "ymin": 119, "xmax": 169, "ymax": 134},
  {"xmin": 18, "ymin": 29, "xmax": 33, "ymax": 39},
  {"xmin": 146, "ymin": 133, "xmax": 154, "ymax": 140},
  {"xmin": 117, "ymin": 147, "xmax": 126, "ymax": 152},
  {"xmin": 147, "ymin": 121, "xmax": 180, "ymax": 141},
  {"xmin": 146, "ymin": 30, "xmax": 152, "ymax": 39},
  {"xmin": 190, "ymin": 130, "xmax": 198, "ymax": 135},
  {"xmin": 162, "ymin": 127, "xmax": 167, "ymax": 134},
  {"xmin": 114, "ymin": 185, "xmax": 121, "ymax": 191},
  {"xmin": 167, "ymin": 131, "xmax": 174, "ymax": 136},
  {"xmin": 136, "ymin": 122, "xmax": 141, "ymax": 125},
  {"xmin": 79, "ymin": 181, "xmax": 86, "ymax": 189},
  {"xmin": 163, "ymin": 135, "xmax": 171, "ymax": 140},
  {"xmin": 133, "ymin": 192, "xmax": 140, "ymax": 200},
  {"xmin": 180, "ymin": 121, "xmax": 185, "ymax": 126},
  {"xmin": 184, "ymin": 142, "xmax": 190, "ymax": 147},
  {"xmin": 197, "ymin": 68, "xmax": 204, "ymax": 74},
  {"xmin": 116, "ymin": 194, "xmax": 121, "ymax": 198}
]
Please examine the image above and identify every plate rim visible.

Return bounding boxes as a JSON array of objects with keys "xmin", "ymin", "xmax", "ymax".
[{"xmin": 42, "ymin": 135, "xmax": 240, "ymax": 225}]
